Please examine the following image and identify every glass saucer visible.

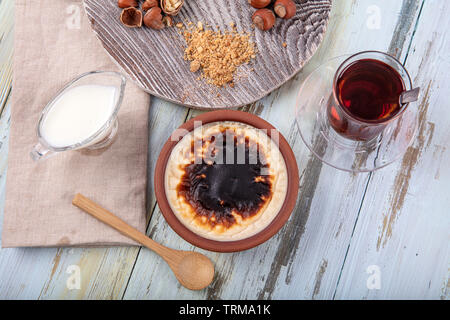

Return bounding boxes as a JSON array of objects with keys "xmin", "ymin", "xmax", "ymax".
[{"xmin": 295, "ymin": 55, "xmax": 419, "ymax": 173}]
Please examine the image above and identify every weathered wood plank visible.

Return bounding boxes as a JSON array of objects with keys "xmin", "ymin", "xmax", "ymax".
[
  {"xmin": 122, "ymin": 0, "xmax": 423, "ymax": 299},
  {"xmin": 334, "ymin": 0, "xmax": 450, "ymax": 300}
]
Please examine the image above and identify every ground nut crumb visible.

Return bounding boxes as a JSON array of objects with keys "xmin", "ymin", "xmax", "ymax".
[
  {"xmin": 183, "ymin": 21, "xmax": 256, "ymax": 87},
  {"xmin": 190, "ymin": 60, "xmax": 201, "ymax": 72}
]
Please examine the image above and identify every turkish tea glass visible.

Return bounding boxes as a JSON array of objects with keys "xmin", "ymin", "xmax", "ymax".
[
  {"xmin": 327, "ymin": 51, "xmax": 412, "ymax": 142},
  {"xmin": 295, "ymin": 51, "xmax": 419, "ymax": 173}
]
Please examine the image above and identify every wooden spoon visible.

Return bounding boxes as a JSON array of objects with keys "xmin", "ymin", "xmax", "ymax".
[{"xmin": 72, "ymin": 193, "xmax": 214, "ymax": 290}]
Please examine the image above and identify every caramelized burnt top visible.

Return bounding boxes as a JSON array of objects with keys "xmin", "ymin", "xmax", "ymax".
[{"xmin": 176, "ymin": 127, "xmax": 274, "ymax": 229}]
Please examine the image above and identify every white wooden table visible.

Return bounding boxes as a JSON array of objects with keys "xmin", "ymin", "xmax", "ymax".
[{"xmin": 0, "ymin": 0, "xmax": 448, "ymax": 300}]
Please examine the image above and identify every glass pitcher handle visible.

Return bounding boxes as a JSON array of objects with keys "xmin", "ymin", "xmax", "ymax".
[{"xmin": 30, "ymin": 142, "xmax": 55, "ymax": 161}]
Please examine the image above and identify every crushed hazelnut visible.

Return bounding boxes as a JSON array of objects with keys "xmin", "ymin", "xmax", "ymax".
[
  {"xmin": 190, "ymin": 60, "xmax": 201, "ymax": 72},
  {"xmin": 161, "ymin": 0, "xmax": 184, "ymax": 16},
  {"xmin": 183, "ymin": 22, "xmax": 256, "ymax": 87}
]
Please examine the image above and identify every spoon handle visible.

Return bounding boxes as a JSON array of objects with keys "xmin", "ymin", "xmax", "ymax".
[
  {"xmin": 72, "ymin": 193, "xmax": 179, "ymax": 262},
  {"xmin": 400, "ymin": 87, "xmax": 421, "ymax": 104}
]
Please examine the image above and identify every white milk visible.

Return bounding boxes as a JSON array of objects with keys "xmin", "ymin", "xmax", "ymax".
[{"xmin": 40, "ymin": 84, "xmax": 118, "ymax": 148}]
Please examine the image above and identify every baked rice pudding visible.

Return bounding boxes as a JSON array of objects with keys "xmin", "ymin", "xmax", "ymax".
[{"xmin": 164, "ymin": 121, "xmax": 288, "ymax": 241}]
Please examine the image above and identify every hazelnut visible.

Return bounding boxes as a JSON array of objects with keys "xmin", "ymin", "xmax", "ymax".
[
  {"xmin": 248, "ymin": 0, "xmax": 271, "ymax": 9},
  {"xmin": 252, "ymin": 9, "xmax": 276, "ymax": 31},
  {"xmin": 144, "ymin": 7, "xmax": 165, "ymax": 29},
  {"xmin": 120, "ymin": 7, "xmax": 142, "ymax": 27},
  {"xmin": 118, "ymin": 0, "xmax": 138, "ymax": 8},
  {"xmin": 160, "ymin": 0, "xmax": 184, "ymax": 16},
  {"xmin": 274, "ymin": 0, "xmax": 296, "ymax": 19},
  {"xmin": 142, "ymin": 0, "xmax": 159, "ymax": 11}
]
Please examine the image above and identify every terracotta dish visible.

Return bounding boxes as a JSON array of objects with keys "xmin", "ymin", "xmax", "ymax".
[{"xmin": 154, "ymin": 110, "xmax": 299, "ymax": 252}]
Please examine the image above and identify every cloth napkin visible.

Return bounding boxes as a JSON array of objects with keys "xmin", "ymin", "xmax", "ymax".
[{"xmin": 1, "ymin": 0, "xmax": 149, "ymax": 247}]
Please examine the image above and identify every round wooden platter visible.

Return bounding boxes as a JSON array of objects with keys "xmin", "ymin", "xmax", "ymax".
[{"xmin": 83, "ymin": 0, "xmax": 331, "ymax": 109}]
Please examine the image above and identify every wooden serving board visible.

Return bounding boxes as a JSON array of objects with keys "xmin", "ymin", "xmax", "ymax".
[{"xmin": 83, "ymin": 0, "xmax": 331, "ymax": 109}]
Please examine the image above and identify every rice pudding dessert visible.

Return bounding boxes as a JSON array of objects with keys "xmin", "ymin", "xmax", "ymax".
[{"xmin": 164, "ymin": 121, "xmax": 288, "ymax": 241}]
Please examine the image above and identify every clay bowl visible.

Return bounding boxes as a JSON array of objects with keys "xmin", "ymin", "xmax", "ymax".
[{"xmin": 154, "ymin": 110, "xmax": 299, "ymax": 252}]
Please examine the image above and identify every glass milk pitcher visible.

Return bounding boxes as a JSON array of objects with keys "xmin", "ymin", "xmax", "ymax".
[{"xmin": 30, "ymin": 71, "xmax": 126, "ymax": 161}]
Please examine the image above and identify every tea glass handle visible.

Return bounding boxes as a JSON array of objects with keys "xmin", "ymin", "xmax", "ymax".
[{"xmin": 30, "ymin": 142, "xmax": 55, "ymax": 161}]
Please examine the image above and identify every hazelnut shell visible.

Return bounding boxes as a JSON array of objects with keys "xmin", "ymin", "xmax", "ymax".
[
  {"xmin": 162, "ymin": 16, "xmax": 174, "ymax": 27},
  {"xmin": 120, "ymin": 7, "xmax": 143, "ymax": 27},
  {"xmin": 160, "ymin": 0, "xmax": 184, "ymax": 16}
]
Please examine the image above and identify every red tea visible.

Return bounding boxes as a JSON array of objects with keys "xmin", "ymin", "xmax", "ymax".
[
  {"xmin": 336, "ymin": 58, "xmax": 405, "ymax": 121},
  {"xmin": 328, "ymin": 58, "xmax": 406, "ymax": 141}
]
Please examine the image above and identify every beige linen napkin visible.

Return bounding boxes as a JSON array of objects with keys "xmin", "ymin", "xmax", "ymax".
[{"xmin": 1, "ymin": 0, "xmax": 149, "ymax": 247}]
